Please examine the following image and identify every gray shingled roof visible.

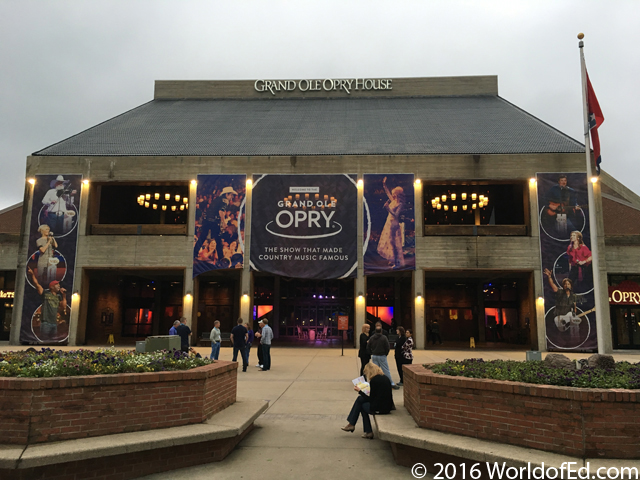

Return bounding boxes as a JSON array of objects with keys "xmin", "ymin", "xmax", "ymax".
[{"xmin": 34, "ymin": 96, "xmax": 584, "ymax": 156}]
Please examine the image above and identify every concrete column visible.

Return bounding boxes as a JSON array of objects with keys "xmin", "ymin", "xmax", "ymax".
[
  {"xmin": 534, "ymin": 269, "xmax": 547, "ymax": 352},
  {"xmin": 413, "ymin": 178, "xmax": 425, "ymax": 349},
  {"xmin": 68, "ymin": 179, "xmax": 90, "ymax": 346},
  {"xmin": 593, "ymin": 178, "xmax": 613, "ymax": 353},
  {"xmin": 10, "ymin": 180, "xmax": 34, "ymax": 345},
  {"xmin": 240, "ymin": 177, "xmax": 253, "ymax": 322},
  {"xmin": 413, "ymin": 269, "xmax": 425, "ymax": 349},
  {"xmin": 529, "ymin": 178, "xmax": 546, "ymax": 352},
  {"xmin": 355, "ymin": 175, "xmax": 364, "ymax": 348},
  {"xmin": 182, "ymin": 178, "xmax": 198, "ymax": 343}
]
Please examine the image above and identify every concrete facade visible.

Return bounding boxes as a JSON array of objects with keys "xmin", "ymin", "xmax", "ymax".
[{"xmin": 8, "ymin": 76, "xmax": 639, "ymax": 353}]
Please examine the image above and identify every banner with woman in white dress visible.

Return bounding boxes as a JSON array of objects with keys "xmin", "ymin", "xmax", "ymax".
[{"xmin": 363, "ymin": 174, "xmax": 415, "ymax": 275}]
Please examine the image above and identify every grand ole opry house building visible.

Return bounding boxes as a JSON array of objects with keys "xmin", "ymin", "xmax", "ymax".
[{"xmin": 2, "ymin": 75, "xmax": 640, "ymax": 353}]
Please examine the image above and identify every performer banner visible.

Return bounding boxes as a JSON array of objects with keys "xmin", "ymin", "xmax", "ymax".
[
  {"xmin": 21, "ymin": 174, "xmax": 82, "ymax": 344},
  {"xmin": 537, "ymin": 172, "xmax": 597, "ymax": 352},
  {"xmin": 193, "ymin": 175, "xmax": 246, "ymax": 277},
  {"xmin": 250, "ymin": 174, "xmax": 358, "ymax": 279},
  {"xmin": 363, "ymin": 174, "xmax": 415, "ymax": 275}
]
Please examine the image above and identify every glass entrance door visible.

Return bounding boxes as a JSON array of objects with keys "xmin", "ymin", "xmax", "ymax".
[{"xmin": 612, "ymin": 307, "xmax": 640, "ymax": 349}]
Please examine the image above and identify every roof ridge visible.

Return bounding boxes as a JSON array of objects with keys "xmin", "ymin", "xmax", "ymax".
[
  {"xmin": 32, "ymin": 100, "xmax": 155, "ymax": 155},
  {"xmin": 495, "ymin": 96, "xmax": 584, "ymax": 149}
]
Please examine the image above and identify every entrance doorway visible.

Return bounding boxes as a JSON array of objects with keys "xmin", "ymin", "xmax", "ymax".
[
  {"xmin": 611, "ymin": 306, "xmax": 640, "ymax": 349},
  {"xmin": 254, "ymin": 275, "xmax": 354, "ymax": 344},
  {"xmin": 84, "ymin": 270, "xmax": 184, "ymax": 345}
]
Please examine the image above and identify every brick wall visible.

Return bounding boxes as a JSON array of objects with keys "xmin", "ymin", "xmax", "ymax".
[
  {"xmin": 403, "ymin": 364, "xmax": 640, "ymax": 459},
  {"xmin": 0, "ymin": 361, "xmax": 237, "ymax": 445}
]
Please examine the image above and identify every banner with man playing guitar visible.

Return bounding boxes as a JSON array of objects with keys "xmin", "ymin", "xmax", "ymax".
[{"xmin": 538, "ymin": 172, "xmax": 598, "ymax": 352}]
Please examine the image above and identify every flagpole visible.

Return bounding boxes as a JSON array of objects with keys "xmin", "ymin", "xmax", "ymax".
[{"xmin": 578, "ymin": 33, "xmax": 605, "ymax": 354}]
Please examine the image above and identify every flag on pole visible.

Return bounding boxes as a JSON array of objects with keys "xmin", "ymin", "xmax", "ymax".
[{"xmin": 586, "ymin": 72, "xmax": 604, "ymax": 174}]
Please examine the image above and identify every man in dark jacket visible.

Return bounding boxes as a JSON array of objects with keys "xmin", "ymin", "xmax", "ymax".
[
  {"xmin": 230, "ymin": 318, "xmax": 248, "ymax": 372},
  {"xmin": 367, "ymin": 322, "xmax": 399, "ymax": 390},
  {"xmin": 176, "ymin": 317, "xmax": 191, "ymax": 353}
]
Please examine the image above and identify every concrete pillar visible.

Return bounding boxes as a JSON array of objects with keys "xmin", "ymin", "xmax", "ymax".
[
  {"xmin": 592, "ymin": 178, "xmax": 613, "ymax": 353},
  {"xmin": 182, "ymin": 178, "xmax": 198, "ymax": 343},
  {"xmin": 413, "ymin": 179, "xmax": 425, "ymax": 349},
  {"xmin": 68, "ymin": 179, "xmax": 90, "ymax": 346},
  {"xmin": 10, "ymin": 180, "xmax": 34, "ymax": 345},
  {"xmin": 413, "ymin": 269, "xmax": 425, "ymax": 349},
  {"xmin": 240, "ymin": 176, "xmax": 253, "ymax": 322},
  {"xmin": 528, "ymin": 178, "xmax": 547, "ymax": 352},
  {"xmin": 355, "ymin": 175, "xmax": 364, "ymax": 348}
]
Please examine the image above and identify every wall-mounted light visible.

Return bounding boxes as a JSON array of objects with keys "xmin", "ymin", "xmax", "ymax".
[
  {"xmin": 72, "ymin": 292, "xmax": 79, "ymax": 300},
  {"xmin": 357, "ymin": 179, "xmax": 363, "ymax": 188},
  {"xmin": 28, "ymin": 178, "xmax": 35, "ymax": 185},
  {"xmin": 591, "ymin": 176, "xmax": 598, "ymax": 184},
  {"xmin": 191, "ymin": 180, "xmax": 197, "ymax": 186},
  {"xmin": 530, "ymin": 177, "xmax": 537, "ymax": 185},
  {"xmin": 414, "ymin": 178, "xmax": 421, "ymax": 186},
  {"xmin": 83, "ymin": 179, "xmax": 89, "ymax": 185},
  {"xmin": 536, "ymin": 296, "xmax": 545, "ymax": 307},
  {"xmin": 416, "ymin": 293, "xmax": 423, "ymax": 302},
  {"xmin": 246, "ymin": 178, "xmax": 253, "ymax": 187},
  {"xmin": 185, "ymin": 293, "xmax": 192, "ymax": 301}
]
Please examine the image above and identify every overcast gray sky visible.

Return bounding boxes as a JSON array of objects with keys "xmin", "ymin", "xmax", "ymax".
[{"xmin": 1, "ymin": 0, "xmax": 638, "ymax": 210}]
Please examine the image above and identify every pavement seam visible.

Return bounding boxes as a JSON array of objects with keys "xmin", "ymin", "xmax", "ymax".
[{"xmin": 262, "ymin": 349, "xmax": 320, "ymax": 414}]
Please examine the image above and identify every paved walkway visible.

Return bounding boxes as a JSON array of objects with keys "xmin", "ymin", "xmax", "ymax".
[
  {"xmin": 1, "ymin": 344, "xmax": 638, "ymax": 479},
  {"xmin": 143, "ymin": 346, "xmax": 635, "ymax": 480}
]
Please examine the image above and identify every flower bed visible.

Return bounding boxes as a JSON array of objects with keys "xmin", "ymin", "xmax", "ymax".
[
  {"xmin": 0, "ymin": 351, "xmax": 237, "ymax": 445},
  {"xmin": 431, "ymin": 358, "xmax": 640, "ymax": 389},
  {"xmin": 403, "ymin": 363, "xmax": 640, "ymax": 459},
  {"xmin": 0, "ymin": 348, "xmax": 211, "ymax": 377}
]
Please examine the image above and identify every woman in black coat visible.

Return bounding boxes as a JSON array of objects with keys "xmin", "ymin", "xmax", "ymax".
[
  {"xmin": 341, "ymin": 362, "xmax": 394, "ymax": 438},
  {"xmin": 358, "ymin": 323, "xmax": 371, "ymax": 377},
  {"xmin": 394, "ymin": 326, "xmax": 407, "ymax": 385}
]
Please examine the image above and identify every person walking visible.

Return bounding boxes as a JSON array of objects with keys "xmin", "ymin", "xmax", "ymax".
[
  {"xmin": 176, "ymin": 317, "xmax": 191, "ymax": 353},
  {"xmin": 260, "ymin": 319, "xmax": 273, "ymax": 371},
  {"xmin": 254, "ymin": 320, "xmax": 264, "ymax": 368},
  {"xmin": 400, "ymin": 328, "xmax": 414, "ymax": 384},
  {"xmin": 367, "ymin": 321, "xmax": 399, "ymax": 390},
  {"xmin": 169, "ymin": 320, "xmax": 180, "ymax": 336},
  {"xmin": 230, "ymin": 318, "xmax": 248, "ymax": 372},
  {"xmin": 341, "ymin": 362, "xmax": 394, "ymax": 439},
  {"xmin": 209, "ymin": 320, "xmax": 221, "ymax": 360},
  {"xmin": 358, "ymin": 323, "xmax": 371, "ymax": 377},
  {"xmin": 245, "ymin": 322, "xmax": 254, "ymax": 365},
  {"xmin": 394, "ymin": 327, "xmax": 407, "ymax": 385}
]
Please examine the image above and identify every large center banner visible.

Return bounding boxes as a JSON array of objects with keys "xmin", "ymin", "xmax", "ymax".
[
  {"xmin": 250, "ymin": 174, "xmax": 358, "ymax": 279},
  {"xmin": 537, "ymin": 172, "xmax": 598, "ymax": 352},
  {"xmin": 21, "ymin": 174, "xmax": 82, "ymax": 344}
]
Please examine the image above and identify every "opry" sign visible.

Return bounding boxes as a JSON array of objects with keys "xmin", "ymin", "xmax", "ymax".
[{"xmin": 608, "ymin": 280, "xmax": 640, "ymax": 305}]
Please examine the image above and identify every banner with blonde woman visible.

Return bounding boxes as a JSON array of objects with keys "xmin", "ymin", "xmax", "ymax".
[
  {"xmin": 537, "ymin": 172, "xmax": 597, "ymax": 352},
  {"xmin": 20, "ymin": 174, "xmax": 82, "ymax": 344},
  {"xmin": 363, "ymin": 174, "xmax": 415, "ymax": 275}
]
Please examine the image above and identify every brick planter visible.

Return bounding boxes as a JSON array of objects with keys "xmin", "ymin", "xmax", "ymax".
[
  {"xmin": 0, "ymin": 361, "xmax": 237, "ymax": 444},
  {"xmin": 403, "ymin": 364, "xmax": 640, "ymax": 459}
]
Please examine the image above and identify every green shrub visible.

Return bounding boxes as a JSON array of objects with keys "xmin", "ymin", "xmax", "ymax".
[
  {"xmin": 0, "ymin": 348, "xmax": 212, "ymax": 378},
  {"xmin": 429, "ymin": 359, "xmax": 640, "ymax": 389}
]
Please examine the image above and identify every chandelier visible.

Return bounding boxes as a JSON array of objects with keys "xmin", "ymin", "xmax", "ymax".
[
  {"xmin": 430, "ymin": 191, "xmax": 489, "ymax": 213},
  {"xmin": 137, "ymin": 192, "xmax": 189, "ymax": 211}
]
